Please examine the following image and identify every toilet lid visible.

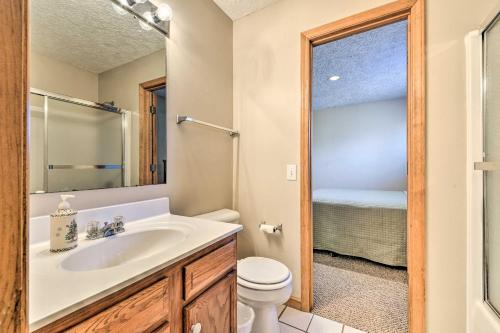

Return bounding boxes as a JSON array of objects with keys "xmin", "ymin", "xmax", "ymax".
[{"xmin": 237, "ymin": 257, "xmax": 290, "ymax": 284}]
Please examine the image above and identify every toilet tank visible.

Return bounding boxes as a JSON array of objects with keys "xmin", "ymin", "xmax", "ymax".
[{"xmin": 195, "ymin": 209, "xmax": 240, "ymax": 224}]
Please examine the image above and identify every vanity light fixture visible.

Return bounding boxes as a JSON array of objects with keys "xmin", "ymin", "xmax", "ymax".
[
  {"xmin": 112, "ymin": 0, "xmax": 129, "ymax": 15},
  {"xmin": 139, "ymin": 11, "xmax": 154, "ymax": 31},
  {"xmin": 156, "ymin": 4, "xmax": 173, "ymax": 22},
  {"xmin": 109, "ymin": 0, "xmax": 171, "ymax": 36},
  {"xmin": 329, "ymin": 75, "xmax": 341, "ymax": 81},
  {"xmin": 124, "ymin": 0, "xmax": 147, "ymax": 5},
  {"xmin": 138, "ymin": 4, "xmax": 173, "ymax": 31}
]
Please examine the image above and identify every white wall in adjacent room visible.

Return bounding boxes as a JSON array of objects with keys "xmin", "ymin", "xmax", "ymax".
[{"xmin": 312, "ymin": 98, "xmax": 406, "ymax": 191}]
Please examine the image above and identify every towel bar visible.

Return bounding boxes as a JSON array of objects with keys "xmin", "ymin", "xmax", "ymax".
[{"xmin": 176, "ymin": 115, "xmax": 239, "ymax": 137}]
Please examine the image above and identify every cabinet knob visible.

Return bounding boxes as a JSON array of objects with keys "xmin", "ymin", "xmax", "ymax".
[{"xmin": 191, "ymin": 323, "xmax": 202, "ymax": 333}]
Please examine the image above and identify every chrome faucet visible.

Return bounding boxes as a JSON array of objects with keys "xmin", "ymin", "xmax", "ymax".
[{"xmin": 86, "ymin": 216, "xmax": 125, "ymax": 240}]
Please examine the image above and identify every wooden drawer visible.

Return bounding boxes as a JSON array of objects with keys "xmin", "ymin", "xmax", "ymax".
[
  {"xmin": 67, "ymin": 278, "xmax": 169, "ymax": 333},
  {"xmin": 184, "ymin": 240, "xmax": 236, "ymax": 300}
]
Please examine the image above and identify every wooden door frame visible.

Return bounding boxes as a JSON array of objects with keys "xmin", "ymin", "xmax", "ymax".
[
  {"xmin": 0, "ymin": 0, "xmax": 29, "ymax": 332},
  {"xmin": 139, "ymin": 76, "xmax": 166, "ymax": 185},
  {"xmin": 299, "ymin": 0, "xmax": 425, "ymax": 332}
]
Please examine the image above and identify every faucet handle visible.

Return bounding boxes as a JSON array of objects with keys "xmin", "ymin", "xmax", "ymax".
[
  {"xmin": 86, "ymin": 220, "xmax": 101, "ymax": 240},
  {"xmin": 113, "ymin": 215, "xmax": 124, "ymax": 224},
  {"xmin": 113, "ymin": 216, "xmax": 125, "ymax": 233}
]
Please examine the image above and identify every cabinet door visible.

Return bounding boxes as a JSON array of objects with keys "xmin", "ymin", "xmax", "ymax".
[{"xmin": 184, "ymin": 273, "xmax": 236, "ymax": 333}]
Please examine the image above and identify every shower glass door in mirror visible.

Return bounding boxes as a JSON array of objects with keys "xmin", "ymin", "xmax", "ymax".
[
  {"xmin": 483, "ymin": 12, "xmax": 500, "ymax": 316},
  {"xmin": 47, "ymin": 99, "xmax": 123, "ymax": 192},
  {"xmin": 29, "ymin": 0, "xmax": 168, "ymax": 194}
]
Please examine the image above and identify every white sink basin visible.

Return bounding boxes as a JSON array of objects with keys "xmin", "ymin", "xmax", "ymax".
[
  {"xmin": 29, "ymin": 199, "xmax": 244, "ymax": 331},
  {"xmin": 61, "ymin": 228, "xmax": 189, "ymax": 271}
]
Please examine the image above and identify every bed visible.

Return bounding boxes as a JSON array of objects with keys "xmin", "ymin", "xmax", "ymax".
[{"xmin": 313, "ymin": 188, "xmax": 407, "ymax": 267}]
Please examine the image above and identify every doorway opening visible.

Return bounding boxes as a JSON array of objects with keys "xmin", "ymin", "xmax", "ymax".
[
  {"xmin": 310, "ymin": 20, "xmax": 408, "ymax": 333},
  {"xmin": 139, "ymin": 76, "xmax": 167, "ymax": 185},
  {"xmin": 300, "ymin": 1, "xmax": 425, "ymax": 333}
]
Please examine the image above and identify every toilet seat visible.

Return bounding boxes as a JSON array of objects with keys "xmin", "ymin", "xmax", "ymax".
[
  {"xmin": 237, "ymin": 273, "xmax": 292, "ymax": 290},
  {"xmin": 237, "ymin": 257, "xmax": 291, "ymax": 290}
]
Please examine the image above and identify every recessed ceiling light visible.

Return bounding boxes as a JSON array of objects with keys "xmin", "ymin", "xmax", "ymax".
[{"xmin": 329, "ymin": 75, "xmax": 340, "ymax": 81}]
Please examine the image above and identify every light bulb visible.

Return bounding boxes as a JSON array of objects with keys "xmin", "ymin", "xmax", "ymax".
[
  {"xmin": 139, "ymin": 11, "xmax": 154, "ymax": 30},
  {"xmin": 155, "ymin": 4, "xmax": 172, "ymax": 21}
]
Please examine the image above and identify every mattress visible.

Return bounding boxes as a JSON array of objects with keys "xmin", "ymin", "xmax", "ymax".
[
  {"xmin": 313, "ymin": 188, "xmax": 407, "ymax": 209},
  {"xmin": 313, "ymin": 188, "xmax": 407, "ymax": 267}
]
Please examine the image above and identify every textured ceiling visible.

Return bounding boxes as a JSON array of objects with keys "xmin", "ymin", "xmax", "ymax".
[
  {"xmin": 312, "ymin": 20, "xmax": 407, "ymax": 110},
  {"xmin": 31, "ymin": 0, "xmax": 166, "ymax": 74},
  {"xmin": 212, "ymin": 0, "xmax": 281, "ymax": 20}
]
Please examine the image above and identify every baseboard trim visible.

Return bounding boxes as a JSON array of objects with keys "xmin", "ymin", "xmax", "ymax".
[{"xmin": 286, "ymin": 296, "xmax": 302, "ymax": 310}]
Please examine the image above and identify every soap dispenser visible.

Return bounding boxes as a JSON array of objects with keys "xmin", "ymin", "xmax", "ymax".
[{"xmin": 50, "ymin": 195, "xmax": 78, "ymax": 252}]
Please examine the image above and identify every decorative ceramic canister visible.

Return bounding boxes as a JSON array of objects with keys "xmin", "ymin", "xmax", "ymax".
[{"xmin": 50, "ymin": 195, "xmax": 78, "ymax": 252}]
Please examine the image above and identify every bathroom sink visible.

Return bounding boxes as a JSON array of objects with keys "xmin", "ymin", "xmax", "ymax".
[{"xmin": 61, "ymin": 228, "xmax": 188, "ymax": 271}]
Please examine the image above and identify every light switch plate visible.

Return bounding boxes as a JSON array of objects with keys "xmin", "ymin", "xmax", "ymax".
[{"xmin": 286, "ymin": 164, "xmax": 297, "ymax": 181}]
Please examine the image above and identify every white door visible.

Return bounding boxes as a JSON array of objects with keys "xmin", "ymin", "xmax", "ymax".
[{"xmin": 467, "ymin": 10, "xmax": 500, "ymax": 333}]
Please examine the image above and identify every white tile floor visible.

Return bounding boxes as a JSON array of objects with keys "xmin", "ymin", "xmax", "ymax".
[{"xmin": 278, "ymin": 306, "xmax": 367, "ymax": 333}]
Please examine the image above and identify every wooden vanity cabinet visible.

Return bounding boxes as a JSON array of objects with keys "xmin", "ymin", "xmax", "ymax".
[
  {"xmin": 184, "ymin": 273, "xmax": 236, "ymax": 333},
  {"xmin": 35, "ymin": 235, "xmax": 237, "ymax": 333},
  {"xmin": 183, "ymin": 240, "xmax": 236, "ymax": 301},
  {"xmin": 66, "ymin": 278, "xmax": 170, "ymax": 333}
]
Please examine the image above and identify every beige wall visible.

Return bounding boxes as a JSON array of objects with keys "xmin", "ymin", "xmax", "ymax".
[
  {"xmin": 426, "ymin": 0, "xmax": 498, "ymax": 331},
  {"xmin": 99, "ymin": 50, "xmax": 166, "ymax": 186},
  {"xmin": 30, "ymin": 51, "xmax": 98, "ymax": 101},
  {"xmin": 30, "ymin": 0, "xmax": 234, "ymax": 217},
  {"xmin": 233, "ymin": 1, "xmax": 499, "ymax": 332},
  {"xmin": 233, "ymin": 0, "xmax": 394, "ymax": 305},
  {"xmin": 163, "ymin": 0, "xmax": 233, "ymax": 216},
  {"xmin": 99, "ymin": 50, "xmax": 166, "ymax": 112}
]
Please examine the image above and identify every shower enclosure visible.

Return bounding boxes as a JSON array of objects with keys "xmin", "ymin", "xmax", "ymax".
[
  {"xmin": 466, "ymin": 9, "xmax": 500, "ymax": 333},
  {"xmin": 482, "ymin": 12, "xmax": 500, "ymax": 318},
  {"xmin": 29, "ymin": 89, "xmax": 127, "ymax": 193}
]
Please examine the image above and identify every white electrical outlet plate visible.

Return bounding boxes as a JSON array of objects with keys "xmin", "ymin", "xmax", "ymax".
[{"xmin": 286, "ymin": 164, "xmax": 297, "ymax": 181}]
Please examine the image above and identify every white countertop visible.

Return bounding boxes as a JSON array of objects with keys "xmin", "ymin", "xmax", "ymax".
[{"xmin": 29, "ymin": 212, "xmax": 242, "ymax": 331}]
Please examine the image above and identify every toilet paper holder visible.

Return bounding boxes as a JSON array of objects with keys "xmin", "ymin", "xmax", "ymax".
[{"xmin": 259, "ymin": 221, "xmax": 283, "ymax": 233}]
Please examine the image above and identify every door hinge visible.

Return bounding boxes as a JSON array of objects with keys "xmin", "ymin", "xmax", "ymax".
[
  {"xmin": 150, "ymin": 164, "xmax": 156, "ymax": 173},
  {"xmin": 150, "ymin": 105, "xmax": 157, "ymax": 114}
]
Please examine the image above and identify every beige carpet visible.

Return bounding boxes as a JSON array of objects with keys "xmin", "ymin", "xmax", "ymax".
[{"xmin": 312, "ymin": 252, "xmax": 408, "ymax": 333}]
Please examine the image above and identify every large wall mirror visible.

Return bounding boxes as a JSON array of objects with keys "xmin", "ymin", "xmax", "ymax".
[{"xmin": 29, "ymin": 0, "xmax": 168, "ymax": 194}]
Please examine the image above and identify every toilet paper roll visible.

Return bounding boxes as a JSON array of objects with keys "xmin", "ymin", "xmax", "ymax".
[{"xmin": 259, "ymin": 224, "xmax": 276, "ymax": 234}]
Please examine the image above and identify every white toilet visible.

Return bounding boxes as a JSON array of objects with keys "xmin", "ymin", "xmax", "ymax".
[
  {"xmin": 237, "ymin": 257, "xmax": 292, "ymax": 333},
  {"xmin": 195, "ymin": 209, "xmax": 293, "ymax": 333}
]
